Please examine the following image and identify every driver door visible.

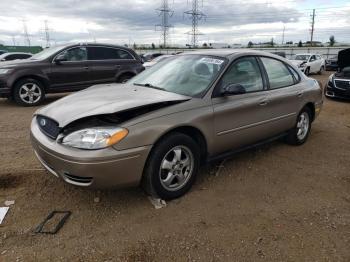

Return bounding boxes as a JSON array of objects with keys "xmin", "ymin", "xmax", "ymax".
[
  {"xmin": 211, "ymin": 56, "xmax": 270, "ymax": 154},
  {"xmin": 48, "ymin": 46, "xmax": 91, "ymax": 90}
]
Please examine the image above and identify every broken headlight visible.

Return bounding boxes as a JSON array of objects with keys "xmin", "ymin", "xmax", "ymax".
[{"xmin": 62, "ymin": 127, "xmax": 128, "ymax": 150}]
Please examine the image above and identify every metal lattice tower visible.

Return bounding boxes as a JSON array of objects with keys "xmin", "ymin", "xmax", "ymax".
[
  {"xmin": 22, "ymin": 19, "xmax": 31, "ymax": 46},
  {"xmin": 184, "ymin": 0, "xmax": 205, "ymax": 47},
  {"xmin": 155, "ymin": 0, "xmax": 173, "ymax": 48},
  {"xmin": 44, "ymin": 20, "xmax": 50, "ymax": 48}
]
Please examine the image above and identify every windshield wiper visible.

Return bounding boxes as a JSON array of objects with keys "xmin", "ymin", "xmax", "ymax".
[{"xmin": 133, "ymin": 83, "xmax": 166, "ymax": 91}]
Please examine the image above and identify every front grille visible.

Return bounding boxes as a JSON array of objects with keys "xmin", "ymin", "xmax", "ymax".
[
  {"xmin": 36, "ymin": 115, "xmax": 60, "ymax": 139},
  {"xmin": 334, "ymin": 80, "xmax": 350, "ymax": 90},
  {"xmin": 63, "ymin": 173, "xmax": 93, "ymax": 185}
]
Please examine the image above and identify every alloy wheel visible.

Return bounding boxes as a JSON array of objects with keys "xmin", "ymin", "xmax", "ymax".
[
  {"xmin": 19, "ymin": 83, "xmax": 42, "ymax": 104},
  {"xmin": 159, "ymin": 145, "xmax": 194, "ymax": 191},
  {"xmin": 296, "ymin": 112, "xmax": 310, "ymax": 140}
]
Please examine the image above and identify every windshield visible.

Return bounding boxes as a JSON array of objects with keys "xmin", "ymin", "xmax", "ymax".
[
  {"xmin": 131, "ymin": 55, "xmax": 226, "ymax": 97},
  {"xmin": 30, "ymin": 46, "xmax": 65, "ymax": 60},
  {"xmin": 293, "ymin": 55, "xmax": 310, "ymax": 61}
]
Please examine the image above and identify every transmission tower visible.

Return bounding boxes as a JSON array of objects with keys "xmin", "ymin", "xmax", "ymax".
[
  {"xmin": 310, "ymin": 9, "xmax": 316, "ymax": 46},
  {"xmin": 22, "ymin": 19, "xmax": 31, "ymax": 46},
  {"xmin": 44, "ymin": 20, "xmax": 50, "ymax": 48},
  {"xmin": 155, "ymin": 0, "xmax": 173, "ymax": 48},
  {"xmin": 184, "ymin": 0, "xmax": 206, "ymax": 47}
]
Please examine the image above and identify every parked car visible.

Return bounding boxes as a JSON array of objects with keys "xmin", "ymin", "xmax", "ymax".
[
  {"xmin": 324, "ymin": 48, "xmax": 350, "ymax": 99},
  {"xmin": 143, "ymin": 55, "xmax": 174, "ymax": 68},
  {"xmin": 325, "ymin": 55, "xmax": 338, "ymax": 71},
  {"xmin": 271, "ymin": 51, "xmax": 286, "ymax": 58},
  {"xmin": 141, "ymin": 52, "xmax": 163, "ymax": 62},
  {"xmin": 0, "ymin": 52, "xmax": 32, "ymax": 61},
  {"xmin": 0, "ymin": 43, "xmax": 144, "ymax": 106},
  {"xmin": 0, "ymin": 50, "xmax": 7, "ymax": 56},
  {"xmin": 290, "ymin": 53, "xmax": 325, "ymax": 75},
  {"xmin": 31, "ymin": 50, "xmax": 323, "ymax": 199}
]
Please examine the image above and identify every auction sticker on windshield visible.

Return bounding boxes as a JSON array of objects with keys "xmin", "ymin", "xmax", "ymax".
[{"xmin": 200, "ymin": 57, "xmax": 224, "ymax": 65}]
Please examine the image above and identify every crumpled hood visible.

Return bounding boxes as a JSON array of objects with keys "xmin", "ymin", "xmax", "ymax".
[
  {"xmin": 36, "ymin": 83, "xmax": 191, "ymax": 127},
  {"xmin": 290, "ymin": 60, "xmax": 306, "ymax": 67}
]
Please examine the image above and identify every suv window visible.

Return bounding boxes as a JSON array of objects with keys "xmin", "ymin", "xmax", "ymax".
[
  {"xmin": 219, "ymin": 56, "xmax": 264, "ymax": 93},
  {"xmin": 59, "ymin": 47, "xmax": 87, "ymax": 61},
  {"xmin": 310, "ymin": 55, "xmax": 316, "ymax": 62},
  {"xmin": 288, "ymin": 65, "xmax": 301, "ymax": 83},
  {"xmin": 88, "ymin": 47, "xmax": 133, "ymax": 60},
  {"xmin": 261, "ymin": 57, "xmax": 295, "ymax": 89}
]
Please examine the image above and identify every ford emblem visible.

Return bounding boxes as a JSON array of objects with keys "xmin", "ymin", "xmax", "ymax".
[{"xmin": 40, "ymin": 119, "xmax": 46, "ymax": 127}]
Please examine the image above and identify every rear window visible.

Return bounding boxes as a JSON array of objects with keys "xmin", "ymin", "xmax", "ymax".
[{"xmin": 88, "ymin": 47, "xmax": 133, "ymax": 60}]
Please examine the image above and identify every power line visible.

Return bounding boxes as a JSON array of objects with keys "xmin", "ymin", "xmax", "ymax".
[
  {"xmin": 155, "ymin": 0, "xmax": 174, "ymax": 48},
  {"xmin": 310, "ymin": 9, "xmax": 315, "ymax": 46},
  {"xmin": 184, "ymin": 0, "xmax": 206, "ymax": 47},
  {"xmin": 22, "ymin": 19, "xmax": 30, "ymax": 46}
]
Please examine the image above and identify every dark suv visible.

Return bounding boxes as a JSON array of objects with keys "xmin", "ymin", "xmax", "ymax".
[{"xmin": 0, "ymin": 43, "xmax": 144, "ymax": 106}]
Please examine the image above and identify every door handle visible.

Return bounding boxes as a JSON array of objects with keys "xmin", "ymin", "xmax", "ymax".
[
  {"xmin": 259, "ymin": 99, "xmax": 268, "ymax": 106},
  {"xmin": 297, "ymin": 91, "xmax": 303, "ymax": 97},
  {"xmin": 84, "ymin": 66, "xmax": 89, "ymax": 70}
]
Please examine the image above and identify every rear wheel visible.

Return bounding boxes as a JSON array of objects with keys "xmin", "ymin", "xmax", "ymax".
[
  {"xmin": 117, "ymin": 74, "xmax": 134, "ymax": 83},
  {"xmin": 285, "ymin": 107, "xmax": 312, "ymax": 145},
  {"xmin": 13, "ymin": 78, "xmax": 45, "ymax": 106},
  {"xmin": 142, "ymin": 133, "xmax": 200, "ymax": 200}
]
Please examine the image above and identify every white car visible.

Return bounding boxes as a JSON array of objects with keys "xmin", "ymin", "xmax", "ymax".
[{"xmin": 290, "ymin": 54, "xmax": 325, "ymax": 75}]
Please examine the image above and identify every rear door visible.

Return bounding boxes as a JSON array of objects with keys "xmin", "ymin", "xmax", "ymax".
[
  {"xmin": 48, "ymin": 46, "xmax": 90, "ymax": 90},
  {"xmin": 211, "ymin": 56, "xmax": 271, "ymax": 153},
  {"xmin": 258, "ymin": 56, "xmax": 302, "ymax": 133},
  {"xmin": 87, "ymin": 46, "xmax": 137, "ymax": 84}
]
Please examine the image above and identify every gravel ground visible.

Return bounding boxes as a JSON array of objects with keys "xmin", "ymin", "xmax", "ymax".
[{"xmin": 0, "ymin": 71, "xmax": 349, "ymax": 261}]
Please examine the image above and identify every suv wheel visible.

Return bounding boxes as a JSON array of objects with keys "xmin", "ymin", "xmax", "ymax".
[
  {"xmin": 286, "ymin": 107, "xmax": 312, "ymax": 145},
  {"xmin": 117, "ymin": 74, "xmax": 133, "ymax": 83},
  {"xmin": 142, "ymin": 133, "xmax": 200, "ymax": 200},
  {"xmin": 13, "ymin": 78, "xmax": 45, "ymax": 106},
  {"xmin": 304, "ymin": 67, "xmax": 310, "ymax": 76}
]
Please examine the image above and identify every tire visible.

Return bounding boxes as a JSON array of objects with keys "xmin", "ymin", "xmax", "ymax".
[
  {"xmin": 285, "ymin": 107, "xmax": 312, "ymax": 145},
  {"xmin": 142, "ymin": 132, "xmax": 200, "ymax": 200},
  {"xmin": 318, "ymin": 66, "xmax": 324, "ymax": 75},
  {"xmin": 13, "ymin": 78, "xmax": 45, "ymax": 106},
  {"xmin": 117, "ymin": 74, "xmax": 134, "ymax": 83},
  {"xmin": 304, "ymin": 67, "xmax": 310, "ymax": 76}
]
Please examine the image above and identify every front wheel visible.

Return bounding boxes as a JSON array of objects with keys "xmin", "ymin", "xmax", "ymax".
[
  {"xmin": 13, "ymin": 78, "xmax": 45, "ymax": 106},
  {"xmin": 285, "ymin": 107, "xmax": 312, "ymax": 145},
  {"xmin": 318, "ymin": 66, "xmax": 324, "ymax": 75},
  {"xmin": 142, "ymin": 133, "xmax": 200, "ymax": 200},
  {"xmin": 304, "ymin": 67, "xmax": 310, "ymax": 76}
]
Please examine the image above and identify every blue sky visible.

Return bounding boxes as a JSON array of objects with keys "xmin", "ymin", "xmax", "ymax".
[{"xmin": 0, "ymin": 0, "xmax": 349, "ymax": 47}]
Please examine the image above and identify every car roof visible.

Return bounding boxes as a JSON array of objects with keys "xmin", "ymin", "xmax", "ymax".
[
  {"xmin": 56, "ymin": 42, "xmax": 131, "ymax": 50},
  {"xmin": 180, "ymin": 49, "xmax": 285, "ymax": 59}
]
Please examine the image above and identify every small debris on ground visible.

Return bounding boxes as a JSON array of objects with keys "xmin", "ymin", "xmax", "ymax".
[
  {"xmin": 0, "ymin": 207, "xmax": 10, "ymax": 224},
  {"xmin": 4, "ymin": 200, "xmax": 15, "ymax": 206},
  {"xmin": 94, "ymin": 197, "xmax": 100, "ymax": 203},
  {"xmin": 148, "ymin": 196, "xmax": 167, "ymax": 209},
  {"xmin": 215, "ymin": 159, "xmax": 227, "ymax": 177}
]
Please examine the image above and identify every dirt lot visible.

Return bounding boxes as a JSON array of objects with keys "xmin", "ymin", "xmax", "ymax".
[{"xmin": 0, "ymin": 71, "xmax": 349, "ymax": 261}]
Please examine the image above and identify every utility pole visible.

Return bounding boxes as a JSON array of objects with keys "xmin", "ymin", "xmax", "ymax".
[
  {"xmin": 44, "ymin": 20, "xmax": 50, "ymax": 48},
  {"xmin": 184, "ymin": 0, "xmax": 206, "ymax": 48},
  {"xmin": 310, "ymin": 9, "xmax": 315, "ymax": 47},
  {"xmin": 156, "ymin": 0, "xmax": 173, "ymax": 48},
  {"xmin": 12, "ymin": 36, "xmax": 16, "ymax": 46},
  {"xmin": 22, "ymin": 19, "xmax": 31, "ymax": 46},
  {"xmin": 281, "ymin": 25, "xmax": 285, "ymax": 45}
]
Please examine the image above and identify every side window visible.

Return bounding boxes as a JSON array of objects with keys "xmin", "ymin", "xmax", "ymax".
[
  {"xmin": 5, "ymin": 55, "xmax": 16, "ymax": 60},
  {"xmin": 117, "ymin": 49, "xmax": 133, "ymax": 59},
  {"xmin": 219, "ymin": 56, "xmax": 264, "ymax": 93},
  {"xmin": 261, "ymin": 57, "xmax": 295, "ymax": 89},
  {"xmin": 59, "ymin": 47, "xmax": 87, "ymax": 61},
  {"xmin": 19, "ymin": 54, "xmax": 31, "ymax": 59},
  {"xmin": 310, "ymin": 55, "xmax": 316, "ymax": 62},
  {"xmin": 288, "ymin": 65, "xmax": 301, "ymax": 83}
]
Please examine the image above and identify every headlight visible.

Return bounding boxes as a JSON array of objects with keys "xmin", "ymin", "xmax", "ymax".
[
  {"xmin": 0, "ymin": 69, "xmax": 12, "ymax": 75},
  {"xmin": 62, "ymin": 127, "xmax": 128, "ymax": 150},
  {"xmin": 299, "ymin": 63, "xmax": 306, "ymax": 68}
]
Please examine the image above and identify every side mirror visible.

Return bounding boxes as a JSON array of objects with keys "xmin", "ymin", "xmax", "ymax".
[
  {"xmin": 54, "ymin": 54, "xmax": 67, "ymax": 64},
  {"xmin": 221, "ymin": 83, "xmax": 246, "ymax": 96}
]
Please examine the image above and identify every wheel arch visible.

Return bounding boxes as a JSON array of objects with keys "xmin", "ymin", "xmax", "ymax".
[
  {"xmin": 12, "ymin": 75, "xmax": 49, "ymax": 96},
  {"xmin": 303, "ymin": 102, "xmax": 315, "ymax": 122},
  {"xmin": 116, "ymin": 71, "xmax": 136, "ymax": 83}
]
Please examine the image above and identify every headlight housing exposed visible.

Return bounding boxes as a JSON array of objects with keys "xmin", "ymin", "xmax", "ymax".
[
  {"xmin": 0, "ymin": 68, "xmax": 12, "ymax": 75},
  {"xmin": 62, "ymin": 127, "xmax": 128, "ymax": 150}
]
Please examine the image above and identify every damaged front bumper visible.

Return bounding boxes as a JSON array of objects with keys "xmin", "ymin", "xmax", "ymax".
[{"xmin": 30, "ymin": 117, "xmax": 152, "ymax": 188}]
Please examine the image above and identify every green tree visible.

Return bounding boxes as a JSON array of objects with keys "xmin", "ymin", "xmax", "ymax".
[
  {"xmin": 298, "ymin": 40, "xmax": 303, "ymax": 47},
  {"xmin": 247, "ymin": 41, "xmax": 253, "ymax": 48},
  {"xmin": 329, "ymin": 35, "xmax": 335, "ymax": 46},
  {"xmin": 202, "ymin": 42, "xmax": 208, "ymax": 47},
  {"xmin": 133, "ymin": 42, "xmax": 137, "ymax": 50},
  {"xmin": 151, "ymin": 43, "xmax": 155, "ymax": 49},
  {"xmin": 270, "ymin": 38, "xmax": 275, "ymax": 47}
]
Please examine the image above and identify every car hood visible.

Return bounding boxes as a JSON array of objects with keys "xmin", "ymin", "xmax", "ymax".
[
  {"xmin": 338, "ymin": 48, "xmax": 350, "ymax": 70},
  {"xmin": 290, "ymin": 60, "xmax": 307, "ymax": 66},
  {"xmin": 36, "ymin": 83, "xmax": 191, "ymax": 127}
]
